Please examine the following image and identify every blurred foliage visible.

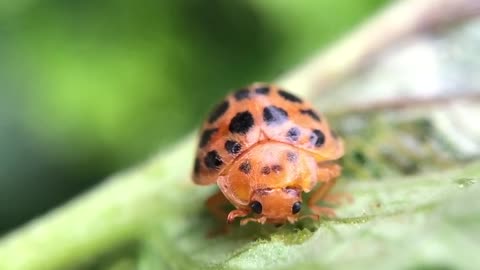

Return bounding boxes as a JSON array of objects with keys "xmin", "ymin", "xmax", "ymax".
[
  {"xmin": 338, "ymin": 115, "xmax": 461, "ymax": 179},
  {"xmin": 0, "ymin": 0, "xmax": 387, "ymax": 233}
]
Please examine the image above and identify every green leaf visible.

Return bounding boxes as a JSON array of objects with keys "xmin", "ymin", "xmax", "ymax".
[{"xmin": 138, "ymin": 163, "xmax": 480, "ymax": 270}]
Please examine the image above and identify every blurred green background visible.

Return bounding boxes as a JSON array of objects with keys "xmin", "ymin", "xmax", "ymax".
[{"xmin": 0, "ymin": 0, "xmax": 387, "ymax": 234}]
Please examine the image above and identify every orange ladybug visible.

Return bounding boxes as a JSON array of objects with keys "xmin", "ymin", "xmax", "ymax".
[{"xmin": 193, "ymin": 83, "xmax": 344, "ymax": 225}]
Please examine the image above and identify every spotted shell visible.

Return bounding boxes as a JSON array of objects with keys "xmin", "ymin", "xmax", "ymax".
[{"xmin": 192, "ymin": 83, "xmax": 344, "ymax": 185}]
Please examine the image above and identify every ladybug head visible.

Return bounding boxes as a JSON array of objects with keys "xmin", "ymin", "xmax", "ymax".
[{"xmin": 241, "ymin": 187, "xmax": 303, "ymax": 225}]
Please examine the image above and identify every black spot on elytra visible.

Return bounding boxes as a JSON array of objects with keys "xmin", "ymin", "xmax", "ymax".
[
  {"xmin": 271, "ymin": 164, "xmax": 282, "ymax": 173},
  {"xmin": 233, "ymin": 88, "xmax": 250, "ymax": 101},
  {"xmin": 261, "ymin": 166, "xmax": 271, "ymax": 175},
  {"xmin": 208, "ymin": 100, "xmax": 229, "ymax": 124},
  {"xmin": 278, "ymin": 90, "xmax": 303, "ymax": 103},
  {"xmin": 239, "ymin": 160, "xmax": 251, "ymax": 174},
  {"xmin": 194, "ymin": 158, "xmax": 200, "ymax": 174},
  {"xmin": 286, "ymin": 127, "xmax": 300, "ymax": 141},
  {"xmin": 229, "ymin": 111, "xmax": 255, "ymax": 134},
  {"xmin": 254, "ymin": 86, "xmax": 270, "ymax": 95},
  {"xmin": 199, "ymin": 128, "xmax": 218, "ymax": 148},
  {"xmin": 204, "ymin": 150, "xmax": 223, "ymax": 169},
  {"xmin": 286, "ymin": 151, "xmax": 298, "ymax": 162},
  {"xmin": 263, "ymin": 106, "xmax": 288, "ymax": 125},
  {"xmin": 310, "ymin": 129, "xmax": 325, "ymax": 147},
  {"xmin": 225, "ymin": 140, "xmax": 242, "ymax": 155},
  {"xmin": 300, "ymin": 109, "xmax": 321, "ymax": 122}
]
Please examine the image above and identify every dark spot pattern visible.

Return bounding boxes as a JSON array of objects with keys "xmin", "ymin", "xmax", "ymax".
[
  {"xmin": 204, "ymin": 150, "xmax": 223, "ymax": 169},
  {"xmin": 194, "ymin": 158, "xmax": 200, "ymax": 174},
  {"xmin": 271, "ymin": 164, "xmax": 282, "ymax": 173},
  {"xmin": 310, "ymin": 129, "xmax": 325, "ymax": 147},
  {"xmin": 300, "ymin": 109, "xmax": 321, "ymax": 122},
  {"xmin": 225, "ymin": 140, "xmax": 242, "ymax": 155},
  {"xmin": 199, "ymin": 128, "xmax": 218, "ymax": 147},
  {"xmin": 278, "ymin": 90, "xmax": 303, "ymax": 103},
  {"xmin": 263, "ymin": 106, "xmax": 288, "ymax": 125},
  {"xmin": 233, "ymin": 89, "xmax": 250, "ymax": 101},
  {"xmin": 286, "ymin": 127, "xmax": 301, "ymax": 141},
  {"xmin": 286, "ymin": 151, "xmax": 298, "ymax": 162},
  {"xmin": 208, "ymin": 100, "xmax": 229, "ymax": 124},
  {"xmin": 261, "ymin": 166, "xmax": 271, "ymax": 175},
  {"xmin": 254, "ymin": 86, "xmax": 270, "ymax": 95},
  {"xmin": 239, "ymin": 160, "xmax": 251, "ymax": 174},
  {"xmin": 229, "ymin": 111, "xmax": 255, "ymax": 134}
]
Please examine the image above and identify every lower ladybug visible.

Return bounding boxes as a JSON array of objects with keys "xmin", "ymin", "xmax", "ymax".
[{"xmin": 192, "ymin": 83, "xmax": 344, "ymax": 225}]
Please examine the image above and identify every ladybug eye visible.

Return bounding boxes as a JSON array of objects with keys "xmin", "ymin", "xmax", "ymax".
[
  {"xmin": 250, "ymin": 201, "xmax": 262, "ymax": 214},
  {"xmin": 292, "ymin": 201, "xmax": 302, "ymax": 214}
]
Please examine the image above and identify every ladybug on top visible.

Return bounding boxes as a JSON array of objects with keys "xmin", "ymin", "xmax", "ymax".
[{"xmin": 193, "ymin": 83, "xmax": 344, "ymax": 225}]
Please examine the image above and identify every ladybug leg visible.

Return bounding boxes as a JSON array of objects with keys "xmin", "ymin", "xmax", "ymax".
[
  {"xmin": 206, "ymin": 190, "xmax": 230, "ymax": 221},
  {"xmin": 308, "ymin": 180, "xmax": 338, "ymax": 218},
  {"xmin": 308, "ymin": 163, "xmax": 342, "ymax": 218},
  {"xmin": 227, "ymin": 209, "xmax": 249, "ymax": 224},
  {"xmin": 315, "ymin": 163, "xmax": 353, "ymax": 205},
  {"xmin": 206, "ymin": 191, "xmax": 236, "ymax": 237}
]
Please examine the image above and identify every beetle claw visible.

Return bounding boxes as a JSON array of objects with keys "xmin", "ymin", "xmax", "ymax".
[
  {"xmin": 227, "ymin": 209, "xmax": 249, "ymax": 224},
  {"xmin": 287, "ymin": 216, "xmax": 297, "ymax": 224}
]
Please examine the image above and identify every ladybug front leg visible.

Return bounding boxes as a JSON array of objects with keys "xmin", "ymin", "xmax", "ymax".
[
  {"xmin": 308, "ymin": 162, "xmax": 342, "ymax": 218},
  {"xmin": 227, "ymin": 208, "xmax": 249, "ymax": 224},
  {"xmin": 206, "ymin": 190, "xmax": 238, "ymax": 237},
  {"xmin": 206, "ymin": 190, "xmax": 230, "ymax": 222}
]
